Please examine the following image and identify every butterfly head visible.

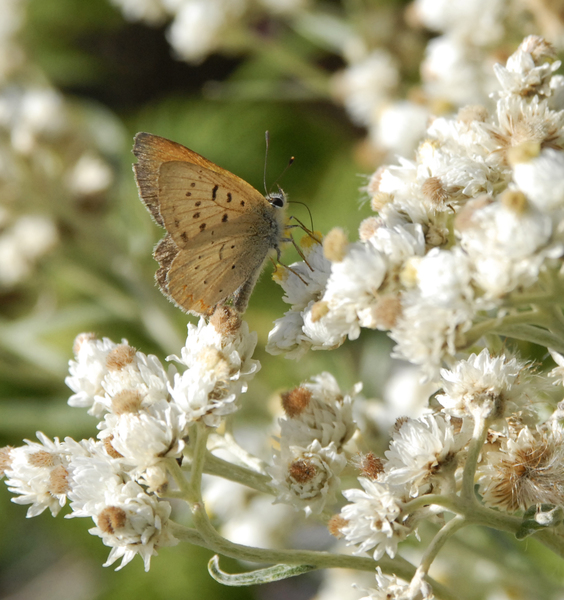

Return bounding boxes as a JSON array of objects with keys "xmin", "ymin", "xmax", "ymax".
[{"xmin": 266, "ymin": 186, "xmax": 287, "ymax": 210}]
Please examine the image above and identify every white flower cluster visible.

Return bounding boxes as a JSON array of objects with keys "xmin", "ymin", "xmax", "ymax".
[
  {"xmin": 109, "ymin": 0, "xmax": 309, "ymax": 63},
  {"xmin": 334, "ymin": 347, "xmax": 563, "ymax": 594},
  {"xmin": 1, "ymin": 308, "xmax": 259, "ymax": 570},
  {"xmin": 270, "ymin": 36, "xmax": 564, "ymax": 379},
  {"xmin": 268, "ymin": 372, "xmax": 359, "ymax": 516},
  {"xmin": 0, "ymin": 4, "xmax": 116, "ymax": 290}
]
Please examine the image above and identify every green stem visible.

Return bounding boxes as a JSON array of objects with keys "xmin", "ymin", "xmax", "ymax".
[
  {"xmin": 418, "ymin": 516, "xmax": 466, "ymax": 576},
  {"xmin": 204, "ymin": 453, "xmax": 274, "ymax": 495},
  {"xmin": 188, "ymin": 423, "xmax": 210, "ymax": 503},
  {"xmin": 168, "ymin": 522, "xmax": 458, "ymax": 600},
  {"xmin": 461, "ymin": 416, "xmax": 488, "ymax": 502}
]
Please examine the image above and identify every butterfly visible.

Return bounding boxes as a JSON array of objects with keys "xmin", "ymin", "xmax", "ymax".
[{"xmin": 133, "ymin": 132, "xmax": 288, "ymax": 317}]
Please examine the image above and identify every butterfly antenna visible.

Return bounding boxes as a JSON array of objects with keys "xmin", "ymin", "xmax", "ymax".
[
  {"xmin": 269, "ymin": 157, "xmax": 295, "ymax": 195},
  {"xmin": 263, "ymin": 130, "xmax": 270, "ymax": 195}
]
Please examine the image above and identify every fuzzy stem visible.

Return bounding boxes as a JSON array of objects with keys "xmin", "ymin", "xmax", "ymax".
[
  {"xmin": 168, "ymin": 522, "xmax": 458, "ymax": 600},
  {"xmin": 203, "ymin": 452, "xmax": 274, "ymax": 495},
  {"xmin": 418, "ymin": 516, "xmax": 467, "ymax": 576},
  {"xmin": 461, "ymin": 415, "xmax": 488, "ymax": 502}
]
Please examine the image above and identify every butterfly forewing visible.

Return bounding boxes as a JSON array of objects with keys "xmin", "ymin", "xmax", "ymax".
[{"xmin": 157, "ymin": 160, "xmax": 268, "ymax": 249}]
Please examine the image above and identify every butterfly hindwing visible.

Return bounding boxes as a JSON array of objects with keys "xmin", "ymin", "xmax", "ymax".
[{"xmin": 166, "ymin": 225, "xmax": 270, "ymax": 314}]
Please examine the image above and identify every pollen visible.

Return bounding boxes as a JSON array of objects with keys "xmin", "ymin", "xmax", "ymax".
[
  {"xmin": 0, "ymin": 446, "xmax": 13, "ymax": 475},
  {"xmin": 323, "ymin": 227, "xmax": 348, "ymax": 262},
  {"xmin": 210, "ymin": 305, "xmax": 242, "ymax": 336},
  {"xmin": 281, "ymin": 386, "xmax": 312, "ymax": 417},
  {"xmin": 288, "ymin": 458, "xmax": 317, "ymax": 483},
  {"xmin": 272, "ymin": 264, "xmax": 289, "ymax": 284},
  {"xmin": 506, "ymin": 140, "xmax": 541, "ymax": 166},
  {"xmin": 48, "ymin": 465, "xmax": 70, "ymax": 495},
  {"xmin": 327, "ymin": 514, "xmax": 348, "ymax": 538},
  {"xmin": 358, "ymin": 216, "xmax": 380, "ymax": 241},
  {"xmin": 311, "ymin": 300, "xmax": 329, "ymax": 322},
  {"xmin": 72, "ymin": 332, "xmax": 96, "ymax": 356},
  {"xmin": 29, "ymin": 450, "xmax": 55, "ymax": 468},
  {"xmin": 104, "ymin": 435, "xmax": 123, "ymax": 459},
  {"xmin": 106, "ymin": 344, "xmax": 136, "ymax": 370},
  {"xmin": 421, "ymin": 176, "xmax": 451, "ymax": 206},
  {"xmin": 373, "ymin": 295, "xmax": 402, "ymax": 329},
  {"xmin": 500, "ymin": 189, "xmax": 529, "ymax": 214},
  {"xmin": 300, "ymin": 230, "xmax": 322, "ymax": 251},
  {"xmin": 111, "ymin": 389, "xmax": 143, "ymax": 414},
  {"xmin": 357, "ymin": 452, "xmax": 385, "ymax": 479},
  {"xmin": 98, "ymin": 506, "xmax": 128, "ymax": 534}
]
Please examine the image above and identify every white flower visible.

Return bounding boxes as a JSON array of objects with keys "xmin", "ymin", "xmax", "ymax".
[
  {"xmin": 5, "ymin": 433, "xmax": 70, "ymax": 517},
  {"xmin": 87, "ymin": 480, "xmax": 178, "ymax": 571},
  {"xmin": 494, "ymin": 36, "xmax": 560, "ymax": 98},
  {"xmin": 320, "ymin": 242, "xmax": 388, "ymax": 336},
  {"xmin": 266, "ymin": 242, "xmax": 336, "ymax": 357},
  {"xmin": 384, "ymin": 414, "xmax": 470, "ymax": 496},
  {"xmin": 275, "ymin": 242, "xmax": 331, "ymax": 311},
  {"xmin": 415, "ymin": 247, "xmax": 473, "ymax": 308},
  {"xmin": 340, "ymin": 477, "xmax": 411, "ymax": 559},
  {"xmin": 458, "ymin": 196, "xmax": 560, "ymax": 298},
  {"xmin": 268, "ymin": 439, "xmax": 346, "ymax": 517},
  {"xmin": 333, "ymin": 50, "xmax": 399, "ymax": 128},
  {"xmin": 0, "ymin": 214, "xmax": 58, "ymax": 287},
  {"xmin": 109, "ymin": 0, "xmax": 168, "ymax": 24},
  {"xmin": 66, "ymin": 335, "xmax": 172, "ymax": 418},
  {"xmin": 368, "ymin": 222, "xmax": 426, "ymax": 270},
  {"xmin": 98, "ymin": 399, "xmax": 187, "ymax": 472},
  {"xmin": 372, "ymin": 101, "xmax": 430, "ymax": 157},
  {"xmin": 512, "ymin": 148, "xmax": 564, "ymax": 212},
  {"xmin": 168, "ymin": 318, "xmax": 259, "ymax": 427},
  {"xmin": 66, "ymin": 153, "xmax": 114, "ymax": 196},
  {"xmin": 266, "ymin": 308, "xmax": 311, "ymax": 358},
  {"xmin": 493, "ymin": 95, "xmax": 564, "ymax": 152},
  {"xmin": 414, "ymin": 0, "xmax": 504, "ymax": 46},
  {"xmin": 0, "ymin": 86, "xmax": 66, "ymax": 154},
  {"xmin": 278, "ymin": 373, "xmax": 358, "ymax": 449},
  {"xmin": 477, "ymin": 423, "xmax": 564, "ymax": 512},
  {"xmin": 421, "ymin": 36, "xmax": 498, "ymax": 106},
  {"xmin": 360, "ymin": 567, "xmax": 434, "ymax": 600},
  {"xmin": 436, "ymin": 349, "xmax": 531, "ymax": 420},
  {"xmin": 166, "ymin": 0, "xmax": 244, "ymax": 63},
  {"xmin": 390, "ymin": 294, "xmax": 474, "ymax": 379},
  {"xmin": 65, "ymin": 438, "xmax": 125, "ymax": 515}
]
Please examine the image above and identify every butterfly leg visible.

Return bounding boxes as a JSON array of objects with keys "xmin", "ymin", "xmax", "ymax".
[
  {"xmin": 270, "ymin": 256, "xmax": 309, "ymax": 285},
  {"xmin": 280, "ymin": 231, "xmax": 315, "ymax": 272},
  {"xmin": 288, "ymin": 215, "xmax": 322, "ymax": 243}
]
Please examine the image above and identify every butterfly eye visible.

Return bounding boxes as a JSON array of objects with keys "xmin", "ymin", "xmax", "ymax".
[{"xmin": 268, "ymin": 192, "xmax": 286, "ymax": 209}]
